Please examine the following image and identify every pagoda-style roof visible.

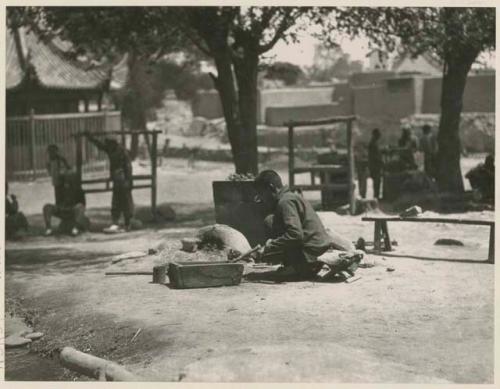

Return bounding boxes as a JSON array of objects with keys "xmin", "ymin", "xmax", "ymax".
[{"xmin": 7, "ymin": 27, "xmax": 128, "ymax": 92}]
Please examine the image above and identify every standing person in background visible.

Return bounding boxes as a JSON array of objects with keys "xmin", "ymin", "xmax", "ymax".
[
  {"xmin": 368, "ymin": 128, "xmax": 383, "ymax": 200},
  {"xmin": 46, "ymin": 144, "xmax": 70, "ymax": 205},
  {"xmin": 398, "ymin": 127, "xmax": 418, "ymax": 170},
  {"xmin": 354, "ymin": 141, "xmax": 368, "ymax": 199},
  {"xmin": 84, "ymin": 132, "xmax": 134, "ymax": 232},
  {"xmin": 420, "ymin": 124, "xmax": 438, "ymax": 178}
]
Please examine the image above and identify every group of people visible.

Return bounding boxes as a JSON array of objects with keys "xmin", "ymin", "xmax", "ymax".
[
  {"xmin": 5, "ymin": 133, "xmax": 135, "ymax": 239},
  {"xmin": 358, "ymin": 124, "xmax": 438, "ymax": 199}
]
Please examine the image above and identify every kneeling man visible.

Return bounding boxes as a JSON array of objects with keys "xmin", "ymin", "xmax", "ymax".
[{"xmin": 254, "ymin": 170, "xmax": 361, "ymax": 280}]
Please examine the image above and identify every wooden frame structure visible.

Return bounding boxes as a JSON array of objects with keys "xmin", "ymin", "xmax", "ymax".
[
  {"xmin": 75, "ymin": 130, "xmax": 161, "ymax": 216},
  {"xmin": 362, "ymin": 215, "xmax": 495, "ymax": 263},
  {"xmin": 286, "ymin": 116, "xmax": 357, "ymax": 214}
]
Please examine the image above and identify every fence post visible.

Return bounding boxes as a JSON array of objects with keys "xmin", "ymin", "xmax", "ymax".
[
  {"xmin": 346, "ymin": 119, "xmax": 356, "ymax": 215},
  {"xmin": 29, "ymin": 108, "xmax": 36, "ymax": 180},
  {"xmin": 151, "ymin": 132, "xmax": 158, "ymax": 219},
  {"xmin": 76, "ymin": 134, "xmax": 83, "ymax": 183},
  {"xmin": 288, "ymin": 124, "xmax": 295, "ymax": 189}
]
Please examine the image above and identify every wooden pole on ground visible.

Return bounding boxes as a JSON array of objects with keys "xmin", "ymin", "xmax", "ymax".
[{"xmin": 59, "ymin": 347, "xmax": 140, "ymax": 381}]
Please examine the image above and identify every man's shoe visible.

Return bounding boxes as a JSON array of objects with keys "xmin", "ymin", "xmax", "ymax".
[{"xmin": 103, "ymin": 224, "xmax": 120, "ymax": 233}]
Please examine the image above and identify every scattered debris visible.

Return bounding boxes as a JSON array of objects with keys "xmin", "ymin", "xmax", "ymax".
[
  {"xmin": 434, "ymin": 238, "xmax": 464, "ymax": 246},
  {"xmin": 24, "ymin": 331, "xmax": 44, "ymax": 340},
  {"xmin": 399, "ymin": 205, "xmax": 423, "ymax": 218},
  {"xmin": 5, "ymin": 335, "xmax": 32, "ymax": 348},
  {"xmin": 181, "ymin": 238, "xmax": 200, "ymax": 253},
  {"xmin": 345, "ymin": 275, "xmax": 362, "ymax": 284},
  {"xmin": 129, "ymin": 328, "xmax": 142, "ymax": 343},
  {"xmin": 359, "ymin": 256, "xmax": 375, "ymax": 268},
  {"xmin": 111, "ymin": 251, "xmax": 148, "ymax": 264}
]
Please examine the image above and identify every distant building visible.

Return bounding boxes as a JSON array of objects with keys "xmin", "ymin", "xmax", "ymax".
[
  {"xmin": 392, "ymin": 52, "xmax": 442, "ymax": 76},
  {"xmin": 6, "ymin": 27, "xmax": 128, "ymax": 116},
  {"xmin": 366, "ymin": 49, "xmax": 389, "ymax": 71}
]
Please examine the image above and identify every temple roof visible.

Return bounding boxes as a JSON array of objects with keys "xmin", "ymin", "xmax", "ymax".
[{"xmin": 7, "ymin": 27, "xmax": 128, "ymax": 92}]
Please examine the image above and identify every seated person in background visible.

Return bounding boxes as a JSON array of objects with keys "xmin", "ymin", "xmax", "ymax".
[
  {"xmin": 466, "ymin": 154, "xmax": 495, "ymax": 202},
  {"xmin": 5, "ymin": 182, "xmax": 28, "ymax": 239},
  {"xmin": 43, "ymin": 172, "xmax": 88, "ymax": 236},
  {"xmin": 254, "ymin": 170, "xmax": 361, "ymax": 280}
]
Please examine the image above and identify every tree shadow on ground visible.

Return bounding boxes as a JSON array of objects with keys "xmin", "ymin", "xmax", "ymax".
[
  {"xmin": 12, "ymin": 202, "xmax": 216, "ymax": 238},
  {"xmin": 243, "ymin": 270, "xmax": 346, "ymax": 284},
  {"xmin": 370, "ymin": 251, "xmax": 490, "ymax": 264},
  {"xmin": 5, "ymin": 247, "xmax": 113, "ymax": 273}
]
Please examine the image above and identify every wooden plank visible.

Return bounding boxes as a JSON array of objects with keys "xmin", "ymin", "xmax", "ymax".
[
  {"xmin": 74, "ymin": 130, "xmax": 162, "ymax": 136},
  {"xmin": 294, "ymin": 184, "xmax": 350, "ymax": 192},
  {"xmin": 285, "ymin": 115, "xmax": 356, "ymax": 128},
  {"xmin": 362, "ymin": 217, "xmax": 494, "ymax": 226},
  {"xmin": 168, "ymin": 262, "xmax": 244, "ymax": 289},
  {"xmin": 293, "ymin": 165, "xmax": 347, "ymax": 173},
  {"xmin": 31, "ymin": 111, "xmax": 121, "ymax": 120}
]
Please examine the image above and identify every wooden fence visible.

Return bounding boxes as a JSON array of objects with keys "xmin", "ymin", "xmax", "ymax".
[{"xmin": 6, "ymin": 110, "xmax": 122, "ymax": 180}]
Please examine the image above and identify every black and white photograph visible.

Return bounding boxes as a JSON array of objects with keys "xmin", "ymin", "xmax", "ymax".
[{"xmin": 2, "ymin": 4, "xmax": 496, "ymax": 383}]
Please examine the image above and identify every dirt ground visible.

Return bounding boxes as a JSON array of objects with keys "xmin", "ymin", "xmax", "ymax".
[{"xmin": 4, "ymin": 157, "xmax": 494, "ymax": 383}]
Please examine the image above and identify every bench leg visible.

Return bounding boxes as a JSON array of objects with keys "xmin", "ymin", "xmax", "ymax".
[
  {"xmin": 374, "ymin": 221, "xmax": 382, "ymax": 253},
  {"xmin": 488, "ymin": 224, "xmax": 494, "ymax": 264},
  {"xmin": 381, "ymin": 221, "xmax": 392, "ymax": 251}
]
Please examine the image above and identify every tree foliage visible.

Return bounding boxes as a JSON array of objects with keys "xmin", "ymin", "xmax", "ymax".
[
  {"xmin": 320, "ymin": 7, "xmax": 495, "ymax": 193},
  {"xmin": 9, "ymin": 6, "xmax": 321, "ymax": 174},
  {"xmin": 262, "ymin": 61, "xmax": 305, "ymax": 85}
]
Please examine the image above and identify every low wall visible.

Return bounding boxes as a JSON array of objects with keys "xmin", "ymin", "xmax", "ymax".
[
  {"xmin": 422, "ymin": 74, "xmax": 495, "ymax": 113},
  {"xmin": 258, "ymin": 87, "xmax": 334, "ymax": 123},
  {"xmin": 265, "ymin": 103, "xmax": 345, "ymax": 127},
  {"xmin": 192, "ymin": 90, "xmax": 223, "ymax": 119}
]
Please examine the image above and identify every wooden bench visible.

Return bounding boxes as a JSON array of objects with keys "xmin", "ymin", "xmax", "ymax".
[{"xmin": 361, "ymin": 216, "xmax": 495, "ymax": 263}]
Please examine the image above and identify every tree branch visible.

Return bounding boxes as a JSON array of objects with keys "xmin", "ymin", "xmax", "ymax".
[{"xmin": 257, "ymin": 10, "xmax": 297, "ymax": 54}]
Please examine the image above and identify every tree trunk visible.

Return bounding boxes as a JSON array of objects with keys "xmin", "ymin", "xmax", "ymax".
[
  {"xmin": 436, "ymin": 56, "xmax": 474, "ymax": 193},
  {"xmin": 233, "ymin": 51, "xmax": 259, "ymax": 175},
  {"xmin": 126, "ymin": 53, "xmax": 147, "ymax": 160},
  {"xmin": 212, "ymin": 52, "xmax": 258, "ymax": 175}
]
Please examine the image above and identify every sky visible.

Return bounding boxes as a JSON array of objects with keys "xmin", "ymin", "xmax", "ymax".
[
  {"xmin": 268, "ymin": 31, "xmax": 495, "ymax": 70},
  {"xmin": 269, "ymin": 34, "xmax": 372, "ymax": 69}
]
